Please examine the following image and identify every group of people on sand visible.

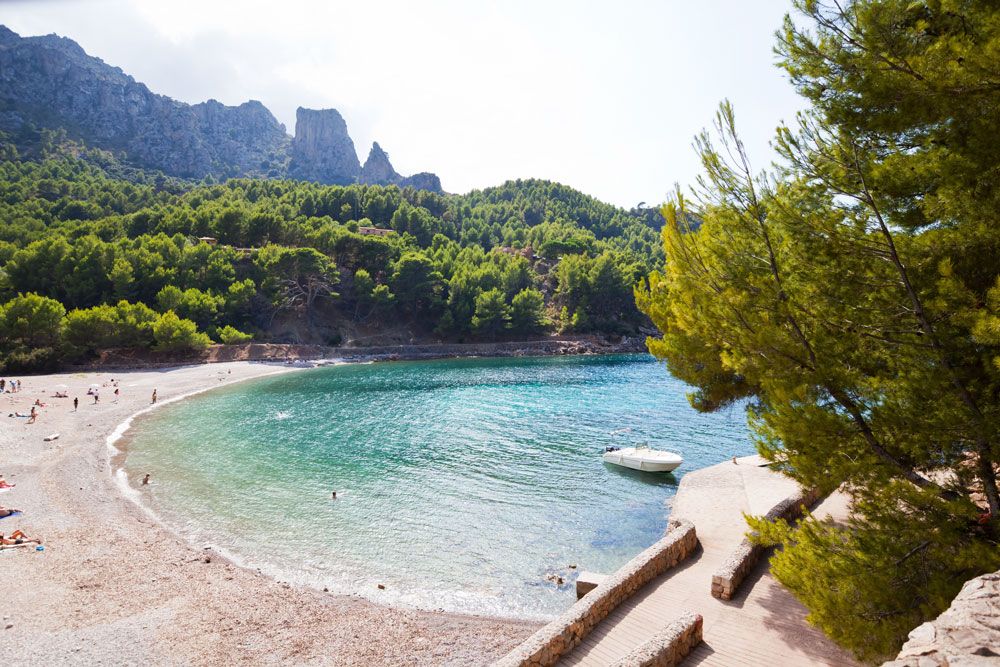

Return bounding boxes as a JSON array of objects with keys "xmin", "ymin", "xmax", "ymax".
[
  {"xmin": 0, "ymin": 476, "xmax": 41, "ymax": 550},
  {"xmin": 10, "ymin": 377, "xmax": 144, "ymax": 424},
  {"xmin": 0, "ymin": 377, "xmax": 165, "ymax": 552}
]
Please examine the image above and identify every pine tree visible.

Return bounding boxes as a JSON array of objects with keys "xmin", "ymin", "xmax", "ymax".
[{"xmin": 636, "ymin": 1, "xmax": 1000, "ymax": 659}]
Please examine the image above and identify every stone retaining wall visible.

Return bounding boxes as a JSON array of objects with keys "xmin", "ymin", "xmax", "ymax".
[
  {"xmin": 607, "ymin": 612, "xmax": 703, "ymax": 667},
  {"xmin": 710, "ymin": 487, "xmax": 821, "ymax": 600},
  {"xmin": 494, "ymin": 519, "xmax": 698, "ymax": 667}
]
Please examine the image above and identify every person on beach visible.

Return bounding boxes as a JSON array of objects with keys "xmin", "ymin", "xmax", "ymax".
[
  {"xmin": 0, "ymin": 530, "xmax": 42, "ymax": 546},
  {"xmin": 142, "ymin": 474, "xmax": 151, "ymax": 485},
  {"xmin": 0, "ymin": 507, "xmax": 21, "ymax": 518},
  {"xmin": 114, "ymin": 387, "xmax": 120, "ymax": 403},
  {"xmin": 73, "ymin": 397, "xmax": 78, "ymax": 411},
  {"xmin": 151, "ymin": 389, "xmax": 157, "ymax": 404},
  {"xmin": 0, "ymin": 478, "xmax": 14, "ymax": 489},
  {"xmin": 27, "ymin": 406, "xmax": 37, "ymax": 424},
  {"xmin": 93, "ymin": 391, "xmax": 99, "ymax": 404},
  {"xmin": 1, "ymin": 379, "xmax": 6, "ymax": 392}
]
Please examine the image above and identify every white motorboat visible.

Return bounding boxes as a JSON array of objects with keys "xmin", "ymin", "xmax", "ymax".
[{"xmin": 602, "ymin": 444, "xmax": 683, "ymax": 473}]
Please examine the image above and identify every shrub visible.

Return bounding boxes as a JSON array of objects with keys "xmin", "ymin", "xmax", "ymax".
[
  {"xmin": 151, "ymin": 311, "xmax": 211, "ymax": 352},
  {"xmin": 216, "ymin": 325, "xmax": 253, "ymax": 345}
]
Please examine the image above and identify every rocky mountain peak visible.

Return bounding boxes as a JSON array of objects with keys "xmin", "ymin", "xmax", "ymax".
[
  {"xmin": 0, "ymin": 26, "xmax": 443, "ymax": 190},
  {"xmin": 0, "ymin": 26, "xmax": 288, "ymax": 178},
  {"xmin": 288, "ymin": 107, "xmax": 361, "ymax": 185},
  {"xmin": 360, "ymin": 141, "xmax": 401, "ymax": 185}
]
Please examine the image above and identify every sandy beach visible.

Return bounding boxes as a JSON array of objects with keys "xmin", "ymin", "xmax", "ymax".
[{"xmin": 0, "ymin": 361, "xmax": 539, "ymax": 665}]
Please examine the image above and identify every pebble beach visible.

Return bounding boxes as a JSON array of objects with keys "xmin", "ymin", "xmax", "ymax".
[{"xmin": 0, "ymin": 361, "xmax": 538, "ymax": 665}]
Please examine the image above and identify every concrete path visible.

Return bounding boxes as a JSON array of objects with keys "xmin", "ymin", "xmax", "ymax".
[{"xmin": 558, "ymin": 456, "xmax": 858, "ymax": 666}]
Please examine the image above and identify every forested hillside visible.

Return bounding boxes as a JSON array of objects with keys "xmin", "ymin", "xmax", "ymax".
[{"xmin": 0, "ymin": 134, "xmax": 660, "ymax": 370}]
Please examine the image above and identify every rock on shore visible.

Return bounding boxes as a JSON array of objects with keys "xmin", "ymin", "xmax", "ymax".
[{"xmin": 883, "ymin": 570, "xmax": 1000, "ymax": 666}]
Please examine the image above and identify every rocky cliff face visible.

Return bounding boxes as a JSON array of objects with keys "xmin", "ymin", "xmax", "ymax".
[
  {"xmin": 0, "ymin": 26, "xmax": 288, "ymax": 178},
  {"xmin": 401, "ymin": 172, "xmax": 443, "ymax": 192},
  {"xmin": 883, "ymin": 570, "xmax": 1000, "ymax": 666},
  {"xmin": 358, "ymin": 143, "xmax": 443, "ymax": 192},
  {"xmin": 288, "ymin": 107, "xmax": 360, "ymax": 185},
  {"xmin": 192, "ymin": 99, "xmax": 290, "ymax": 177},
  {"xmin": 0, "ymin": 26, "xmax": 441, "ymax": 190},
  {"xmin": 359, "ymin": 141, "xmax": 400, "ymax": 185}
]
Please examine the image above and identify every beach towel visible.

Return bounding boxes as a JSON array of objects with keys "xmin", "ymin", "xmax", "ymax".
[{"xmin": 0, "ymin": 511, "xmax": 22, "ymax": 520}]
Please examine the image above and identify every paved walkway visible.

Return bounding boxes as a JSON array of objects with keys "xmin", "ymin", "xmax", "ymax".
[{"xmin": 558, "ymin": 456, "xmax": 858, "ymax": 666}]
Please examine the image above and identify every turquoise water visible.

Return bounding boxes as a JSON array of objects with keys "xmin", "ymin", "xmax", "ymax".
[{"xmin": 124, "ymin": 354, "xmax": 753, "ymax": 618}]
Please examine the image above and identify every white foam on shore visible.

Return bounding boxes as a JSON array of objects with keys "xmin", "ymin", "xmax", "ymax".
[
  {"xmin": 139, "ymin": 516, "xmax": 557, "ymax": 621},
  {"xmin": 102, "ymin": 356, "xmax": 596, "ymax": 622},
  {"xmin": 107, "ymin": 363, "xmax": 319, "ymax": 527},
  {"xmin": 103, "ymin": 360, "xmax": 554, "ymax": 621}
]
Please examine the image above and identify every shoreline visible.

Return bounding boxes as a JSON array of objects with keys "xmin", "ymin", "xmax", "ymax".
[
  {"xmin": 71, "ymin": 334, "xmax": 649, "ymax": 371},
  {"xmin": 108, "ymin": 359, "xmax": 556, "ymax": 623},
  {"xmin": 105, "ymin": 362, "xmax": 318, "ymax": 553},
  {"xmin": 108, "ymin": 352, "xmax": 660, "ymax": 623},
  {"xmin": 1, "ymin": 360, "xmax": 540, "ymax": 665}
]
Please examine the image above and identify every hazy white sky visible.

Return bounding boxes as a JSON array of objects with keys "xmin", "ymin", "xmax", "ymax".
[{"xmin": 4, "ymin": 0, "xmax": 804, "ymax": 207}]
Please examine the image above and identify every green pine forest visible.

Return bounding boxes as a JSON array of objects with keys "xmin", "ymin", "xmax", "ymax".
[
  {"xmin": 635, "ymin": 0, "xmax": 1000, "ymax": 661},
  {"xmin": 2, "ymin": 0, "xmax": 1000, "ymax": 661},
  {"xmin": 0, "ymin": 132, "xmax": 663, "ymax": 370}
]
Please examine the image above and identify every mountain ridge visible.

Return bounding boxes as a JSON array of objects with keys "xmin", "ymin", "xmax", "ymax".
[{"xmin": 0, "ymin": 26, "xmax": 440, "ymax": 190}]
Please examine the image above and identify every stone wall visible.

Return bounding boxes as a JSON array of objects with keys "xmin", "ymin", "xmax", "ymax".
[
  {"xmin": 494, "ymin": 519, "xmax": 698, "ymax": 667},
  {"xmin": 710, "ymin": 487, "xmax": 821, "ymax": 600},
  {"xmin": 883, "ymin": 570, "xmax": 1000, "ymax": 666},
  {"xmin": 607, "ymin": 612, "xmax": 703, "ymax": 667}
]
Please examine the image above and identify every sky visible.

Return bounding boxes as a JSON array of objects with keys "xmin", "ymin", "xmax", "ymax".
[{"xmin": 3, "ymin": 0, "xmax": 805, "ymax": 208}]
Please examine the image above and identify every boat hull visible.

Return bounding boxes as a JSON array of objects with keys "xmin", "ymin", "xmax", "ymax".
[{"xmin": 602, "ymin": 448, "xmax": 682, "ymax": 473}]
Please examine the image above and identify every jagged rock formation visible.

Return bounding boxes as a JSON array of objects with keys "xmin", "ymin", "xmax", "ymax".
[
  {"xmin": 192, "ymin": 99, "xmax": 290, "ymax": 178},
  {"xmin": 0, "ymin": 26, "xmax": 442, "ymax": 190},
  {"xmin": 359, "ymin": 143, "xmax": 443, "ymax": 192},
  {"xmin": 0, "ymin": 26, "xmax": 289, "ymax": 178},
  {"xmin": 288, "ymin": 107, "xmax": 360, "ymax": 185},
  {"xmin": 359, "ymin": 141, "xmax": 400, "ymax": 185}
]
